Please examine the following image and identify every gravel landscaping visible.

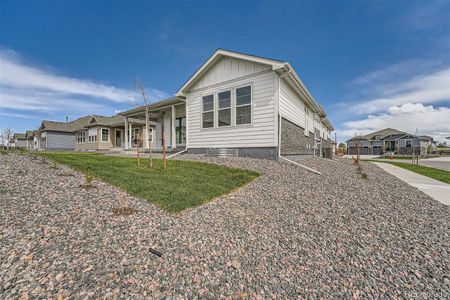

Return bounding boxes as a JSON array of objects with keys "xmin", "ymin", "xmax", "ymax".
[{"xmin": 1, "ymin": 153, "xmax": 449, "ymax": 299}]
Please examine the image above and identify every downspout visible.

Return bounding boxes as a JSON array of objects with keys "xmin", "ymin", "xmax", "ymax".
[{"xmin": 167, "ymin": 148, "xmax": 187, "ymax": 159}]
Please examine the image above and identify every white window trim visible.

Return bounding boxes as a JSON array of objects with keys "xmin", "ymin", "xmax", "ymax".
[
  {"xmin": 217, "ymin": 89, "xmax": 232, "ymax": 127},
  {"xmin": 77, "ymin": 131, "xmax": 86, "ymax": 144},
  {"xmin": 405, "ymin": 139, "xmax": 412, "ymax": 148},
  {"xmin": 88, "ymin": 128, "xmax": 97, "ymax": 143},
  {"xmin": 101, "ymin": 128, "xmax": 110, "ymax": 142},
  {"xmin": 201, "ymin": 94, "xmax": 215, "ymax": 129},
  {"xmin": 234, "ymin": 84, "xmax": 253, "ymax": 126},
  {"xmin": 131, "ymin": 128, "xmax": 139, "ymax": 141},
  {"xmin": 148, "ymin": 127, "xmax": 154, "ymax": 143}
]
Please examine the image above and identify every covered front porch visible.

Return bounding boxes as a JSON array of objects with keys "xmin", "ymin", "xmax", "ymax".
[{"xmin": 119, "ymin": 97, "xmax": 186, "ymax": 152}]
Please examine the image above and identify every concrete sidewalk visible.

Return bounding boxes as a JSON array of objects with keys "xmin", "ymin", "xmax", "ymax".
[
  {"xmin": 372, "ymin": 157, "xmax": 450, "ymax": 172},
  {"xmin": 373, "ymin": 162, "xmax": 450, "ymax": 206}
]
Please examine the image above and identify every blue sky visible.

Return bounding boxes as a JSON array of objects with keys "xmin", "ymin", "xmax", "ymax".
[{"xmin": 1, "ymin": 0, "xmax": 449, "ymax": 142}]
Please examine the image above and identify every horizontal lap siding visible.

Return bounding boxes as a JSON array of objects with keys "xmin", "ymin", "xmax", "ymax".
[
  {"xmin": 187, "ymin": 72, "xmax": 277, "ymax": 148},
  {"xmin": 47, "ymin": 131, "xmax": 75, "ymax": 150},
  {"xmin": 279, "ymin": 79, "xmax": 306, "ymax": 129}
]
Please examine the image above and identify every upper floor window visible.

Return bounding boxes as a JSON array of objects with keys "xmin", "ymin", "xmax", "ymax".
[
  {"xmin": 101, "ymin": 128, "xmax": 109, "ymax": 142},
  {"xmin": 235, "ymin": 86, "xmax": 251, "ymax": 125},
  {"xmin": 202, "ymin": 94, "xmax": 214, "ymax": 128},
  {"xmin": 218, "ymin": 90, "xmax": 231, "ymax": 127}
]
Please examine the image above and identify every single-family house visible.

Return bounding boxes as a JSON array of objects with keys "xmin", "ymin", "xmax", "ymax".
[
  {"xmin": 347, "ymin": 128, "xmax": 431, "ymax": 156},
  {"xmin": 418, "ymin": 135, "xmax": 437, "ymax": 154},
  {"xmin": 118, "ymin": 49, "xmax": 334, "ymax": 160},
  {"xmin": 74, "ymin": 115, "xmax": 136, "ymax": 151},
  {"xmin": 12, "ymin": 133, "xmax": 27, "ymax": 149},
  {"xmin": 36, "ymin": 116, "xmax": 91, "ymax": 150},
  {"xmin": 25, "ymin": 131, "xmax": 36, "ymax": 149}
]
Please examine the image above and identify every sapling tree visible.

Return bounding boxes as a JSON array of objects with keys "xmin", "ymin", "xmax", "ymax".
[{"xmin": 133, "ymin": 77, "xmax": 153, "ymax": 168}]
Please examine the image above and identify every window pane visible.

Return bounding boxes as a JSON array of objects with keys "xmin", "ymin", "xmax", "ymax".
[
  {"xmin": 236, "ymin": 86, "xmax": 251, "ymax": 106},
  {"xmin": 202, "ymin": 111, "xmax": 214, "ymax": 128},
  {"xmin": 236, "ymin": 105, "xmax": 251, "ymax": 125},
  {"xmin": 218, "ymin": 108, "xmax": 231, "ymax": 127},
  {"xmin": 218, "ymin": 91, "xmax": 231, "ymax": 109},
  {"xmin": 202, "ymin": 95, "xmax": 214, "ymax": 111},
  {"xmin": 102, "ymin": 129, "xmax": 109, "ymax": 142}
]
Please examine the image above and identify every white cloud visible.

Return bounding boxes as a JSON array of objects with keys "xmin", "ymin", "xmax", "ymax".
[
  {"xmin": 350, "ymin": 67, "xmax": 450, "ymax": 114},
  {"xmin": 0, "ymin": 47, "xmax": 170, "ymax": 114},
  {"xmin": 338, "ymin": 103, "xmax": 450, "ymax": 143}
]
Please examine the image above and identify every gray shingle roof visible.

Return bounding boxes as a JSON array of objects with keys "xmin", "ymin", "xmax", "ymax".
[
  {"xmin": 39, "ymin": 116, "xmax": 92, "ymax": 133},
  {"xmin": 85, "ymin": 115, "xmax": 125, "ymax": 127},
  {"xmin": 363, "ymin": 128, "xmax": 406, "ymax": 140},
  {"xmin": 14, "ymin": 133, "xmax": 26, "ymax": 139}
]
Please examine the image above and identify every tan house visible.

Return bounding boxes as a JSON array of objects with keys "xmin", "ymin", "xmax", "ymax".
[{"xmin": 74, "ymin": 115, "xmax": 148, "ymax": 151}]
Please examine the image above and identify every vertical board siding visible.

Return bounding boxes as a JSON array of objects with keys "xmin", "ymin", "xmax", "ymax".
[
  {"xmin": 192, "ymin": 57, "xmax": 271, "ymax": 90},
  {"xmin": 187, "ymin": 71, "xmax": 278, "ymax": 148}
]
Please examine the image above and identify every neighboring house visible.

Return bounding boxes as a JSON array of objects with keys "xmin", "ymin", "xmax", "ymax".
[
  {"xmin": 36, "ymin": 116, "xmax": 91, "ymax": 150},
  {"xmin": 25, "ymin": 131, "xmax": 36, "ymax": 149},
  {"xmin": 347, "ymin": 128, "xmax": 431, "ymax": 156},
  {"xmin": 119, "ymin": 49, "xmax": 334, "ymax": 160},
  {"xmin": 13, "ymin": 133, "xmax": 27, "ymax": 149},
  {"xmin": 418, "ymin": 135, "xmax": 438, "ymax": 154},
  {"xmin": 74, "ymin": 115, "xmax": 136, "ymax": 151}
]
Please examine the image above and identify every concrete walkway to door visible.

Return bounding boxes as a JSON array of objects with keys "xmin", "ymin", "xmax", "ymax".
[{"xmin": 372, "ymin": 162, "xmax": 450, "ymax": 206}]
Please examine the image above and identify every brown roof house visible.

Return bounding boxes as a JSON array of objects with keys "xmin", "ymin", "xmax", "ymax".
[
  {"xmin": 36, "ymin": 116, "xmax": 91, "ymax": 150},
  {"xmin": 12, "ymin": 133, "xmax": 27, "ymax": 149},
  {"xmin": 73, "ymin": 115, "xmax": 145, "ymax": 151}
]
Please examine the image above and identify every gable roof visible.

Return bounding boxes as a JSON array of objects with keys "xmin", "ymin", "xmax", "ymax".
[
  {"xmin": 176, "ymin": 49, "xmax": 329, "ymax": 120},
  {"xmin": 85, "ymin": 115, "xmax": 125, "ymax": 127},
  {"xmin": 39, "ymin": 116, "xmax": 92, "ymax": 133},
  {"xmin": 363, "ymin": 128, "xmax": 406, "ymax": 140},
  {"xmin": 14, "ymin": 133, "xmax": 26, "ymax": 140}
]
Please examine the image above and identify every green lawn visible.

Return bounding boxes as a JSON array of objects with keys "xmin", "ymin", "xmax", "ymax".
[
  {"xmin": 40, "ymin": 152, "xmax": 259, "ymax": 212},
  {"xmin": 375, "ymin": 161, "xmax": 450, "ymax": 184}
]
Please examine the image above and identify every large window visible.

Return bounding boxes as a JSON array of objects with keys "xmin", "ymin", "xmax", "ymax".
[
  {"xmin": 405, "ymin": 140, "xmax": 412, "ymax": 148},
  {"xmin": 218, "ymin": 91, "xmax": 231, "ymax": 127},
  {"xmin": 235, "ymin": 86, "xmax": 251, "ymax": 125},
  {"xmin": 202, "ymin": 94, "xmax": 214, "ymax": 128},
  {"xmin": 101, "ymin": 128, "xmax": 109, "ymax": 142},
  {"xmin": 88, "ymin": 128, "xmax": 97, "ymax": 143},
  {"xmin": 76, "ymin": 131, "xmax": 86, "ymax": 143}
]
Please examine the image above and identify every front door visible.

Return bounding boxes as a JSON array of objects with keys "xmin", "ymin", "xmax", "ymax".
[{"xmin": 115, "ymin": 129, "xmax": 122, "ymax": 147}]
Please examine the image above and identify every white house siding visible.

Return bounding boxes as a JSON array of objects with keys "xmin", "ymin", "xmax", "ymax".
[
  {"xmin": 46, "ymin": 131, "xmax": 75, "ymax": 150},
  {"xmin": 191, "ymin": 57, "xmax": 271, "ymax": 90},
  {"xmin": 186, "ymin": 71, "xmax": 278, "ymax": 148}
]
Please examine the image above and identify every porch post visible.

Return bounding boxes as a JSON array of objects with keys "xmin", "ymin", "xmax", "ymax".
[
  {"xmin": 124, "ymin": 117, "xmax": 129, "ymax": 150},
  {"xmin": 129, "ymin": 122, "xmax": 133, "ymax": 148},
  {"xmin": 171, "ymin": 105, "xmax": 176, "ymax": 149}
]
